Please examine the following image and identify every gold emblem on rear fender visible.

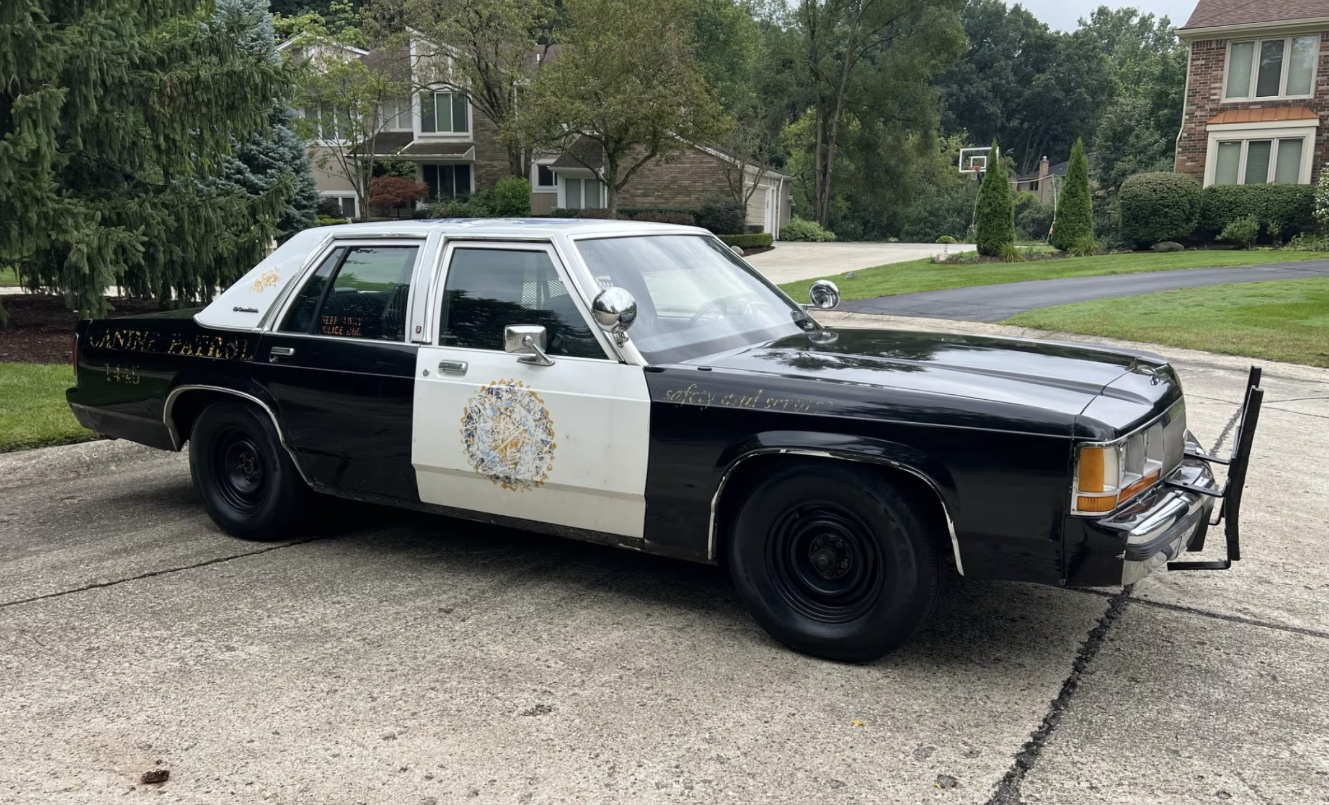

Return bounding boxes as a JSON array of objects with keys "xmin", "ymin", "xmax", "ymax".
[{"xmin": 249, "ymin": 267, "xmax": 280, "ymax": 293}]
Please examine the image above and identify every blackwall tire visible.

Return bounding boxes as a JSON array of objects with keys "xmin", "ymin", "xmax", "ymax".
[
  {"xmin": 188, "ymin": 400, "xmax": 312, "ymax": 541},
  {"xmin": 727, "ymin": 462, "xmax": 941, "ymax": 662}
]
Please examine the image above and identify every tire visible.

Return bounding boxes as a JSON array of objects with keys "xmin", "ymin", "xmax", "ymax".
[
  {"xmin": 727, "ymin": 462, "xmax": 941, "ymax": 662},
  {"xmin": 188, "ymin": 400, "xmax": 313, "ymax": 541}
]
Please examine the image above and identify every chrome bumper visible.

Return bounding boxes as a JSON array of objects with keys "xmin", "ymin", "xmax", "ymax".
[{"xmin": 1096, "ymin": 459, "xmax": 1219, "ymax": 585}]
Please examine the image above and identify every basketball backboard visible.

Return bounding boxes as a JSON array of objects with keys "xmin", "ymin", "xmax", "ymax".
[{"xmin": 959, "ymin": 146, "xmax": 996, "ymax": 174}]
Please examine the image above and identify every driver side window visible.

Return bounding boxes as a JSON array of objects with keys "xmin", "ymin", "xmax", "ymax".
[{"xmin": 438, "ymin": 248, "xmax": 606, "ymax": 359}]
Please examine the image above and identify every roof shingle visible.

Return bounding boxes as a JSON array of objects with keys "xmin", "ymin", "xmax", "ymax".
[{"xmin": 1182, "ymin": 0, "xmax": 1329, "ymax": 31}]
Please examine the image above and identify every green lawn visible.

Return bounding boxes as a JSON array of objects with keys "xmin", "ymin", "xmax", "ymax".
[
  {"xmin": 0, "ymin": 363, "xmax": 95, "ymax": 452},
  {"xmin": 778, "ymin": 249, "xmax": 1326, "ymax": 303},
  {"xmin": 0, "ymin": 266, "xmax": 17, "ymax": 287},
  {"xmin": 1007, "ymin": 279, "xmax": 1329, "ymax": 368}
]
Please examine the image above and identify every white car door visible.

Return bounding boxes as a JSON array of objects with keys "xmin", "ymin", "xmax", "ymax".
[{"xmin": 411, "ymin": 240, "xmax": 651, "ymax": 538}]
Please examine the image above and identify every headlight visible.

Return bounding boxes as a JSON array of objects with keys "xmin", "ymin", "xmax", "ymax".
[{"xmin": 1073, "ymin": 423, "xmax": 1166, "ymax": 515}]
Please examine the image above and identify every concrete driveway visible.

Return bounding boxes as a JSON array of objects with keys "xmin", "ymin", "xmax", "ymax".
[
  {"xmin": 746, "ymin": 242, "xmax": 972, "ymax": 285},
  {"xmin": 2, "ymin": 321, "xmax": 1327, "ymax": 804}
]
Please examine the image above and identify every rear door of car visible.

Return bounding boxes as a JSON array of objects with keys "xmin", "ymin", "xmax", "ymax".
[
  {"xmin": 410, "ymin": 240, "xmax": 652, "ymax": 539},
  {"xmin": 253, "ymin": 237, "xmax": 429, "ymax": 500}
]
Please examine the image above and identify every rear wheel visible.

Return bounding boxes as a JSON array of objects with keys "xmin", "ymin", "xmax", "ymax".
[
  {"xmin": 727, "ymin": 462, "xmax": 940, "ymax": 662},
  {"xmin": 189, "ymin": 400, "xmax": 312, "ymax": 540}
]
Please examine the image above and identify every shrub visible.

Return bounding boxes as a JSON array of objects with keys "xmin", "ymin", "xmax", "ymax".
[
  {"xmin": 632, "ymin": 210, "xmax": 697, "ymax": 226},
  {"xmin": 1220, "ymin": 215, "xmax": 1261, "ymax": 249},
  {"xmin": 1290, "ymin": 232, "xmax": 1329, "ymax": 251},
  {"xmin": 695, "ymin": 196, "xmax": 747, "ymax": 235},
  {"xmin": 1119, "ymin": 172, "xmax": 1202, "ymax": 247},
  {"xmin": 1068, "ymin": 236, "xmax": 1102, "ymax": 257},
  {"xmin": 1152, "ymin": 241, "xmax": 1185, "ymax": 253},
  {"xmin": 574, "ymin": 208, "xmax": 613, "ymax": 219},
  {"xmin": 492, "ymin": 176, "xmax": 532, "ymax": 216},
  {"xmin": 1015, "ymin": 193, "xmax": 1054, "ymax": 242},
  {"xmin": 998, "ymin": 243, "xmax": 1025, "ymax": 263},
  {"xmin": 549, "ymin": 208, "xmax": 580, "ymax": 218},
  {"xmin": 369, "ymin": 176, "xmax": 428, "ymax": 214},
  {"xmin": 936, "ymin": 235, "xmax": 958, "ymax": 244},
  {"xmin": 975, "ymin": 142, "xmax": 1015, "ymax": 255},
  {"xmin": 720, "ymin": 233, "xmax": 773, "ymax": 250},
  {"xmin": 1052, "ymin": 138, "xmax": 1093, "ymax": 251},
  {"xmin": 315, "ymin": 215, "xmax": 346, "ymax": 227},
  {"xmin": 781, "ymin": 217, "xmax": 837, "ymax": 242},
  {"xmin": 1199, "ymin": 184, "xmax": 1314, "ymax": 242},
  {"xmin": 316, "ymin": 197, "xmax": 347, "ymax": 218},
  {"xmin": 1315, "ymin": 170, "xmax": 1329, "ymax": 231}
]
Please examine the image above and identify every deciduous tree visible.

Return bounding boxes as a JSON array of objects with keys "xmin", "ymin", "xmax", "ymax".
[{"xmin": 522, "ymin": 0, "xmax": 724, "ymax": 219}]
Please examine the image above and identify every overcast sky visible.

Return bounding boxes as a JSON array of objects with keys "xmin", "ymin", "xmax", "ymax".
[{"xmin": 1020, "ymin": 0, "xmax": 1198, "ymax": 31}]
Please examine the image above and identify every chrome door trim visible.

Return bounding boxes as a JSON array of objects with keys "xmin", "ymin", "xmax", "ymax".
[
  {"xmin": 162, "ymin": 385, "xmax": 315, "ymax": 486},
  {"xmin": 707, "ymin": 448, "xmax": 964, "ymax": 575}
]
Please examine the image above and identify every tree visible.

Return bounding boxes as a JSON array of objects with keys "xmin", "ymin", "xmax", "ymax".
[
  {"xmin": 369, "ymin": 175, "xmax": 428, "ymax": 215},
  {"xmin": 215, "ymin": 0, "xmax": 320, "ymax": 242},
  {"xmin": 975, "ymin": 142, "xmax": 1014, "ymax": 255},
  {"xmin": 1052, "ymin": 137, "xmax": 1093, "ymax": 251},
  {"xmin": 287, "ymin": 16, "xmax": 411, "ymax": 220},
  {"xmin": 797, "ymin": 0, "xmax": 966, "ymax": 227},
  {"xmin": 375, "ymin": 0, "xmax": 555, "ymax": 178},
  {"xmin": 522, "ymin": 0, "xmax": 724, "ymax": 219},
  {"xmin": 1, "ymin": 0, "xmax": 287, "ymax": 319}
]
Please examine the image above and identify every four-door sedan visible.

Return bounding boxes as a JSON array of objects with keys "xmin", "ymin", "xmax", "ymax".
[{"xmin": 67, "ymin": 220, "xmax": 1262, "ymax": 661}]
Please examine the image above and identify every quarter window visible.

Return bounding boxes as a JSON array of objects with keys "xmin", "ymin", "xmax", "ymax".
[
  {"xmin": 438, "ymin": 248, "xmax": 604, "ymax": 359},
  {"xmin": 1213, "ymin": 137, "xmax": 1307, "ymax": 185},
  {"xmin": 420, "ymin": 91, "xmax": 470, "ymax": 134},
  {"xmin": 1226, "ymin": 36, "xmax": 1319, "ymax": 100},
  {"xmin": 279, "ymin": 245, "xmax": 420, "ymax": 341}
]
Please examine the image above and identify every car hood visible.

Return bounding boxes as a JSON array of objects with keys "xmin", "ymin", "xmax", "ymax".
[{"xmin": 687, "ymin": 327, "xmax": 1164, "ymax": 421}]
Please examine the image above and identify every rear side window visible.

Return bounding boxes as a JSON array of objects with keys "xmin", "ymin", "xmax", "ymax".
[{"xmin": 279, "ymin": 245, "xmax": 419, "ymax": 341}]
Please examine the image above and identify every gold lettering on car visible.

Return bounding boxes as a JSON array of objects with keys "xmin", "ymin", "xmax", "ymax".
[
  {"xmin": 663, "ymin": 384, "xmax": 831, "ymax": 411},
  {"xmin": 105, "ymin": 364, "xmax": 141, "ymax": 384},
  {"xmin": 250, "ymin": 267, "xmax": 281, "ymax": 293}
]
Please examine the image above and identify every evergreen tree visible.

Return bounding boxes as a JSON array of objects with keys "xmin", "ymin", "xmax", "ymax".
[
  {"xmin": 1052, "ymin": 137, "xmax": 1093, "ymax": 251},
  {"xmin": 215, "ymin": 0, "xmax": 319, "ymax": 241},
  {"xmin": 0, "ymin": 0, "xmax": 287, "ymax": 319},
  {"xmin": 974, "ymin": 143, "xmax": 1014, "ymax": 255}
]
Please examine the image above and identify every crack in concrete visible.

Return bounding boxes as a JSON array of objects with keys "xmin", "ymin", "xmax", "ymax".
[
  {"xmin": 985, "ymin": 587, "xmax": 1134, "ymax": 805},
  {"xmin": 0, "ymin": 538, "xmax": 321, "ymax": 610}
]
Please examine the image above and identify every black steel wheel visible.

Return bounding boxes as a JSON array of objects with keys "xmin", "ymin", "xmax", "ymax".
[
  {"xmin": 728, "ymin": 461, "xmax": 941, "ymax": 662},
  {"xmin": 189, "ymin": 399, "xmax": 313, "ymax": 540}
]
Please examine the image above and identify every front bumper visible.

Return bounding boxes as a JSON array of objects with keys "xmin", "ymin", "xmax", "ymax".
[{"xmin": 1065, "ymin": 366, "xmax": 1264, "ymax": 587}]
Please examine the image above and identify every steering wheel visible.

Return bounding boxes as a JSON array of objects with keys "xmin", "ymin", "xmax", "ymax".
[{"xmin": 689, "ymin": 295, "xmax": 757, "ymax": 326}]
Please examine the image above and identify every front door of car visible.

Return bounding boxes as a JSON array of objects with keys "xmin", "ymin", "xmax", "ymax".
[{"xmin": 412, "ymin": 241, "xmax": 651, "ymax": 538}]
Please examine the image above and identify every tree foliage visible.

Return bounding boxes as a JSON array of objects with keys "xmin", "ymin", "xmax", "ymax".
[
  {"xmin": 522, "ymin": 0, "xmax": 724, "ymax": 218},
  {"xmin": 1052, "ymin": 137, "xmax": 1093, "ymax": 251},
  {"xmin": 975, "ymin": 143, "xmax": 1014, "ymax": 255},
  {"xmin": 1118, "ymin": 171, "xmax": 1200, "ymax": 247},
  {"xmin": 1, "ymin": 0, "xmax": 289, "ymax": 319}
]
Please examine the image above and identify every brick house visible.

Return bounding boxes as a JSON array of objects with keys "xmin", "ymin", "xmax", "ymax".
[
  {"xmin": 1176, "ymin": 0, "xmax": 1329, "ymax": 187},
  {"xmin": 287, "ymin": 37, "xmax": 791, "ymax": 236}
]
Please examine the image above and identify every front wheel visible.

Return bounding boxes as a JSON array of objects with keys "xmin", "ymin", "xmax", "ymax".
[
  {"xmin": 189, "ymin": 400, "xmax": 312, "ymax": 540},
  {"xmin": 727, "ymin": 462, "xmax": 941, "ymax": 662}
]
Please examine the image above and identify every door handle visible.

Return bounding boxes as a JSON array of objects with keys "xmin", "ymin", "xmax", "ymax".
[
  {"xmin": 269, "ymin": 346, "xmax": 295, "ymax": 363},
  {"xmin": 437, "ymin": 360, "xmax": 468, "ymax": 375}
]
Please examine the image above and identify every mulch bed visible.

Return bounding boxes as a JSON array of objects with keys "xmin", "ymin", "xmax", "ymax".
[{"xmin": 0, "ymin": 295, "xmax": 161, "ymax": 364}]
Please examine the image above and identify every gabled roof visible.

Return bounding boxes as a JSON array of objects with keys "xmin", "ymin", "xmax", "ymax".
[{"xmin": 1180, "ymin": 0, "xmax": 1329, "ymax": 33}]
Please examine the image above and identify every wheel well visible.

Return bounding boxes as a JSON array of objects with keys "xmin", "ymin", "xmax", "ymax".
[
  {"xmin": 167, "ymin": 389, "xmax": 250, "ymax": 448},
  {"xmin": 712, "ymin": 454, "xmax": 956, "ymax": 571}
]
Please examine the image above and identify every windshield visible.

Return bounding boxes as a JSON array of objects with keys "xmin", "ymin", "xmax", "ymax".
[{"xmin": 575, "ymin": 235, "xmax": 816, "ymax": 364}]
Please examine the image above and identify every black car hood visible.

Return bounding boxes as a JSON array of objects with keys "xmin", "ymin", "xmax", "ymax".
[{"xmin": 687, "ymin": 328, "xmax": 1161, "ymax": 419}]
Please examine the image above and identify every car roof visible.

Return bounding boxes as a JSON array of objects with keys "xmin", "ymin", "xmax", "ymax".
[{"xmin": 307, "ymin": 218, "xmax": 708, "ymax": 238}]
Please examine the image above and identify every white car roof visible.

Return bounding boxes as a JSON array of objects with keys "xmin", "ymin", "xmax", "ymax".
[{"xmin": 195, "ymin": 219, "xmax": 710, "ymax": 332}]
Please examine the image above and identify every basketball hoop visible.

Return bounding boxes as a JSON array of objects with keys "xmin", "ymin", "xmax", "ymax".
[{"xmin": 959, "ymin": 146, "xmax": 996, "ymax": 177}]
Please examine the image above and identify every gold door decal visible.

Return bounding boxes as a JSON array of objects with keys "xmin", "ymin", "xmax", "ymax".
[{"xmin": 460, "ymin": 380, "xmax": 556, "ymax": 491}]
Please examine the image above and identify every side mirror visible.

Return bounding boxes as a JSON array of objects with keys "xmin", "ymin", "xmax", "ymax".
[
  {"xmin": 808, "ymin": 280, "xmax": 840, "ymax": 311},
  {"xmin": 504, "ymin": 324, "xmax": 554, "ymax": 366},
  {"xmin": 592, "ymin": 287, "xmax": 637, "ymax": 346}
]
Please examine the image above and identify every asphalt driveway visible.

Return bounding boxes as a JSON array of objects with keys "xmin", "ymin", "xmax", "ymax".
[
  {"xmin": 2, "ymin": 328, "xmax": 1328, "ymax": 804},
  {"xmin": 838, "ymin": 259, "xmax": 1329, "ymax": 321}
]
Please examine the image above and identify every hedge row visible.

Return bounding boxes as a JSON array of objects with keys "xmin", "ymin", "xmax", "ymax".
[
  {"xmin": 549, "ymin": 198, "xmax": 748, "ymax": 235},
  {"xmin": 720, "ymin": 233, "xmax": 774, "ymax": 250},
  {"xmin": 1119, "ymin": 172, "xmax": 1315, "ymax": 247}
]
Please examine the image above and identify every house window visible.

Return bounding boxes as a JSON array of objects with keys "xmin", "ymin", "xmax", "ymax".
[
  {"xmin": 321, "ymin": 193, "xmax": 357, "ymax": 219},
  {"xmin": 1225, "ymin": 36, "xmax": 1319, "ymax": 100},
  {"xmin": 303, "ymin": 105, "xmax": 347, "ymax": 141},
  {"xmin": 420, "ymin": 91, "xmax": 470, "ymax": 135},
  {"xmin": 378, "ymin": 98, "xmax": 412, "ymax": 131},
  {"xmin": 562, "ymin": 176, "xmax": 604, "ymax": 210},
  {"xmin": 533, "ymin": 164, "xmax": 557, "ymax": 191},
  {"xmin": 1213, "ymin": 137, "xmax": 1307, "ymax": 185},
  {"xmin": 423, "ymin": 164, "xmax": 473, "ymax": 200}
]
